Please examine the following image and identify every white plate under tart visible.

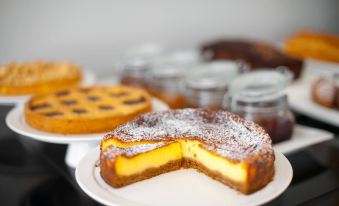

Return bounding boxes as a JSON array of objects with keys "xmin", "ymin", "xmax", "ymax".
[
  {"xmin": 76, "ymin": 148, "xmax": 292, "ymax": 206},
  {"xmin": 5, "ymin": 98, "xmax": 169, "ymax": 144},
  {"xmin": 287, "ymin": 82, "xmax": 339, "ymax": 127},
  {"xmin": 274, "ymin": 125, "xmax": 333, "ymax": 154}
]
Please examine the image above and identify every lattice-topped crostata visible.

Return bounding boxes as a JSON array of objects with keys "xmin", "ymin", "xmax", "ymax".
[{"xmin": 24, "ymin": 85, "xmax": 152, "ymax": 134}]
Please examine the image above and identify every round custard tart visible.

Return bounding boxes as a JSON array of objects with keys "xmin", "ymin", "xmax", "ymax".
[
  {"xmin": 100, "ymin": 109, "xmax": 275, "ymax": 194},
  {"xmin": 24, "ymin": 85, "xmax": 152, "ymax": 134},
  {"xmin": 0, "ymin": 60, "xmax": 82, "ymax": 95}
]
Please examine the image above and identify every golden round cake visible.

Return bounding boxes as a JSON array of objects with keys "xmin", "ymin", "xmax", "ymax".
[
  {"xmin": 24, "ymin": 85, "xmax": 152, "ymax": 134},
  {"xmin": 0, "ymin": 60, "xmax": 82, "ymax": 95},
  {"xmin": 284, "ymin": 31, "xmax": 339, "ymax": 63}
]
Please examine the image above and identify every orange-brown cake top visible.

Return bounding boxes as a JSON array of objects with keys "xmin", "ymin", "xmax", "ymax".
[
  {"xmin": 286, "ymin": 30, "xmax": 339, "ymax": 47},
  {"xmin": 25, "ymin": 85, "xmax": 152, "ymax": 119},
  {"xmin": 0, "ymin": 60, "xmax": 82, "ymax": 86},
  {"xmin": 104, "ymin": 109, "xmax": 274, "ymax": 161}
]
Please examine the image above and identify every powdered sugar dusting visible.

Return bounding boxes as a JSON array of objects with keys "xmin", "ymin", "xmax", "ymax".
[
  {"xmin": 103, "ymin": 142, "xmax": 168, "ymax": 160},
  {"xmin": 105, "ymin": 109, "xmax": 273, "ymax": 161}
]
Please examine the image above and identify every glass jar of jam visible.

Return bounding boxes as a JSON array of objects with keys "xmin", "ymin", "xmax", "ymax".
[
  {"xmin": 183, "ymin": 61, "xmax": 245, "ymax": 109},
  {"xmin": 118, "ymin": 58, "xmax": 150, "ymax": 88},
  {"xmin": 118, "ymin": 44, "xmax": 165, "ymax": 88},
  {"xmin": 146, "ymin": 64, "xmax": 186, "ymax": 109},
  {"xmin": 226, "ymin": 70, "xmax": 294, "ymax": 143}
]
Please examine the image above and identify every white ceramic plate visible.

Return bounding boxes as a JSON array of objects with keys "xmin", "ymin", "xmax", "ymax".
[
  {"xmin": 274, "ymin": 125, "xmax": 333, "ymax": 154},
  {"xmin": 0, "ymin": 70, "xmax": 96, "ymax": 106},
  {"xmin": 287, "ymin": 83, "xmax": 339, "ymax": 127},
  {"xmin": 301, "ymin": 59, "xmax": 339, "ymax": 80},
  {"xmin": 286, "ymin": 59, "xmax": 339, "ymax": 127},
  {"xmin": 76, "ymin": 148, "xmax": 292, "ymax": 206},
  {"xmin": 5, "ymin": 98, "xmax": 169, "ymax": 144}
]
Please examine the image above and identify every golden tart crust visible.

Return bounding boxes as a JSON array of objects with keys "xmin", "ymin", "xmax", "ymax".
[
  {"xmin": 0, "ymin": 61, "xmax": 82, "ymax": 95},
  {"xmin": 24, "ymin": 85, "xmax": 152, "ymax": 134}
]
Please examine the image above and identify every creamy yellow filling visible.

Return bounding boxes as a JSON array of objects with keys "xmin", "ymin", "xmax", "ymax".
[
  {"xmin": 115, "ymin": 142, "xmax": 182, "ymax": 176},
  {"xmin": 104, "ymin": 139, "xmax": 248, "ymax": 183},
  {"xmin": 102, "ymin": 138, "xmax": 155, "ymax": 149},
  {"xmin": 179, "ymin": 140, "xmax": 247, "ymax": 183}
]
